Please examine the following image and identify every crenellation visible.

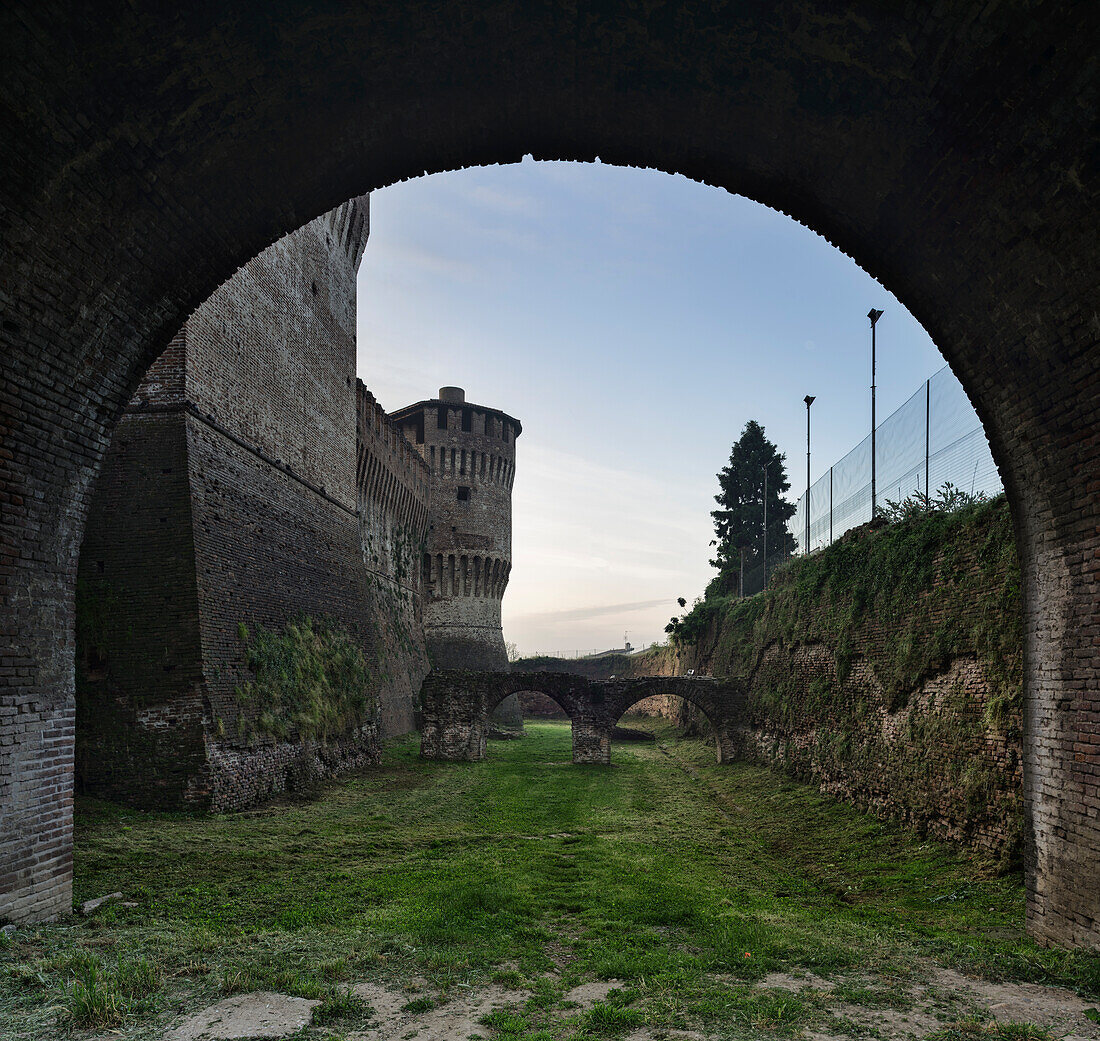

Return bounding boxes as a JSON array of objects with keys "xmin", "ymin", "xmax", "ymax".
[{"xmin": 388, "ymin": 388, "xmax": 523, "ymax": 728}]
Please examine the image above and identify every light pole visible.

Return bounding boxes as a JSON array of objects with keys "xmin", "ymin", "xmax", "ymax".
[
  {"xmin": 868, "ymin": 308, "xmax": 884, "ymax": 520},
  {"xmin": 804, "ymin": 394, "xmax": 815, "ymax": 554},
  {"xmin": 762, "ymin": 464, "xmax": 768, "ymax": 590}
]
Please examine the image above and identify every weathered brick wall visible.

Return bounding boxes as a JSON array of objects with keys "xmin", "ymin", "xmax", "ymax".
[
  {"xmin": 2, "ymin": 0, "xmax": 1096, "ymax": 943},
  {"xmin": 183, "ymin": 202, "xmax": 367, "ymax": 510},
  {"xmin": 514, "ymin": 651, "xmax": 684, "ymax": 721},
  {"xmin": 183, "ymin": 410, "xmax": 380, "ymax": 799},
  {"xmin": 356, "ymin": 382, "xmax": 431, "ymax": 737},
  {"xmin": 666, "ymin": 502, "xmax": 1024, "ymax": 864},
  {"xmin": 74, "ymin": 409, "xmax": 207, "ymax": 807},
  {"xmin": 72, "ymin": 197, "xmax": 433, "ymax": 811}
]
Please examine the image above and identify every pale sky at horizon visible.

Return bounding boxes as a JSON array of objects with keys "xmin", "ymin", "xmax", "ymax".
[{"xmin": 355, "ymin": 159, "xmax": 947, "ymax": 657}]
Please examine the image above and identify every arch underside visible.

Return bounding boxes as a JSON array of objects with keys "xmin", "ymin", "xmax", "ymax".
[{"xmin": 1, "ymin": 2, "xmax": 1096, "ymax": 944}]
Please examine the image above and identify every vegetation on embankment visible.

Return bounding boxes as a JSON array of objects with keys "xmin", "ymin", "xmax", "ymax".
[
  {"xmin": 512, "ymin": 647, "xmax": 679, "ymax": 680},
  {"xmin": 666, "ymin": 496, "xmax": 1024, "ymax": 863},
  {"xmin": 2, "ymin": 721, "xmax": 1096, "ymax": 1041}
]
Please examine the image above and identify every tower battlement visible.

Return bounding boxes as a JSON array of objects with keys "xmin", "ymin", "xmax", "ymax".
[{"xmin": 390, "ymin": 387, "xmax": 521, "ymax": 672}]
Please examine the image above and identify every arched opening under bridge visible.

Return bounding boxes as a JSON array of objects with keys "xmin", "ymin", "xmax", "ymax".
[{"xmin": 2, "ymin": 3, "xmax": 1096, "ymax": 946}]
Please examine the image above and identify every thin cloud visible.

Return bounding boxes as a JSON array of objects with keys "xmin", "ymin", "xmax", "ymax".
[{"xmin": 510, "ymin": 599, "xmax": 670, "ymax": 624}]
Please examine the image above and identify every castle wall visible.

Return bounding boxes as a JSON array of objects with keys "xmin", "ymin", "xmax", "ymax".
[
  {"xmin": 183, "ymin": 408, "xmax": 377, "ymax": 810},
  {"xmin": 74, "ymin": 407, "xmax": 208, "ymax": 807},
  {"xmin": 183, "ymin": 203, "xmax": 365, "ymax": 509},
  {"xmin": 356, "ymin": 383, "xmax": 431, "ymax": 737},
  {"xmin": 75, "ymin": 196, "xmax": 432, "ymax": 810}
]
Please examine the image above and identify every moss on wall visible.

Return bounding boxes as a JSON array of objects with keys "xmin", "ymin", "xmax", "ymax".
[
  {"xmin": 234, "ymin": 615, "xmax": 378, "ymax": 745},
  {"xmin": 667, "ymin": 497, "xmax": 1023, "ymax": 864}
]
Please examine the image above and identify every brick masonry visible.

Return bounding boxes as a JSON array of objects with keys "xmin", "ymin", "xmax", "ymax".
[
  {"xmin": 72, "ymin": 198, "xmax": 434, "ymax": 813},
  {"xmin": 391, "ymin": 388, "xmax": 524, "ymax": 729},
  {"xmin": 420, "ymin": 670, "xmax": 740, "ymax": 765},
  {"xmin": 0, "ymin": 2, "xmax": 1095, "ymax": 944}
]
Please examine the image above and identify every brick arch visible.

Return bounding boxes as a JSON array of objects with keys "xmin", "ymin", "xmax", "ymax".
[
  {"xmin": 2, "ymin": 3, "xmax": 1096, "ymax": 944},
  {"xmin": 609, "ymin": 686, "xmax": 728, "ymax": 758},
  {"xmin": 493, "ymin": 686, "xmax": 573, "ymax": 724}
]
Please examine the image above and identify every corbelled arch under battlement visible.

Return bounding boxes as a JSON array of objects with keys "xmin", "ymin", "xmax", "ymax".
[
  {"xmin": 1, "ymin": 3, "xmax": 1096, "ymax": 944},
  {"xmin": 419, "ymin": 671, "xmax": 745, "ymax": 766}
]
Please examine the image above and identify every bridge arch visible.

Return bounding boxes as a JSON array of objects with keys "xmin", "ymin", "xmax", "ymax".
[
  {"xmin": 1, "ymin": 4, "xmax": 1096, "ymax": 944},
  {"xmin": 610, "ymin": 684, "xmax": 733, "ymax": 765}
]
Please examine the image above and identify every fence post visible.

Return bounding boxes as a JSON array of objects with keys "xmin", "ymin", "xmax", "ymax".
[
  {"xmin": 829, "ymin": 466, "xmax": 833, "ymax": 545},
  {"xmin": 925, "ymin": 377, "xmax": 930, "ymax": 495}
]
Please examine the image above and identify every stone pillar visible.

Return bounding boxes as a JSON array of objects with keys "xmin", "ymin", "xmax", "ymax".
[
  {"xmin": 572, "ymin": 718, "xmax": 613, "ymax": 765},
  {"xmin": 420, "ymin": 714, "xmax": 487, "ymax": 761},
  {"xmin": 418, "ymin": 673, "xmax": 488, "ymax": 762},
  {"xmin": 714, "ymin": 724, "xmax": 739, "ymax": 765}
]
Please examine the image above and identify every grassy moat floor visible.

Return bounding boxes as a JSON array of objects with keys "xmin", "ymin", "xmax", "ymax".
[{"xmin": 2, "ymin": 721, "xmax": 1099, "ymax": 1040}]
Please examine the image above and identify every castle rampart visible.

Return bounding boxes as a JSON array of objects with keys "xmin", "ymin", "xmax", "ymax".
[{"xmin": 74, "ymin": 196, "xmax": 435, "ymax": 809}]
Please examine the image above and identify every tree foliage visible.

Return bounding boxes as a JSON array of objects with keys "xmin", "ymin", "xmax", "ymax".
[{"xmin": 710, "ymin": 420, "xmax": 797, "ymax": 582}]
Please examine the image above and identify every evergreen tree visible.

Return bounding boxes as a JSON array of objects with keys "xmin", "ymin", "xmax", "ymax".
[{"xmin": 709, "ymin": 420, "xmax": 796, "ymax": 590}]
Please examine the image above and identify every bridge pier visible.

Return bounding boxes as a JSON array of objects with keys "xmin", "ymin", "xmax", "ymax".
[
  {"xmin": 571, "ymin": 718, "xmax": 613, "ymax": 765},
  {"xmin": 419, "ymin": 671, "xmax": 491, "ymax": 761},
  {"xmin": 421, "ymin": 712, "xmax": 488, "ymax": 761},
  {"xmin": 714, "ymin": 724, "xmax": 739, "ymax": 765}
]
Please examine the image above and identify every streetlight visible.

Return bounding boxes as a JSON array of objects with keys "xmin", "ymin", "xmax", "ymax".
[
  {"xmin": 868, "ymin": 308, "xmax": 884, "ymax": 519},
  {"xmin": 803, "ymin": 395, "xmax": 815, "ymax": 554},
  {"xmin": 762, "ymin": 463, "xmax": 768, "ymax": 590}
]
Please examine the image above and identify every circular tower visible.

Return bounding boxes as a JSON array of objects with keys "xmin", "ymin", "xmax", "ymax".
[{"xmin": 390, "ymin": 389, "xmax": 522, "ymax": 716}]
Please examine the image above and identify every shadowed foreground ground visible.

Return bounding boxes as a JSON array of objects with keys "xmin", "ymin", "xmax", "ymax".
[{"xmin": 1, "ymin": 721, "xmax": 1098, "ymax": 1039}]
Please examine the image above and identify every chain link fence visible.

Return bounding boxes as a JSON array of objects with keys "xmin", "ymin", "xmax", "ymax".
[{"xmin": 792, "ymin": 365, "xmax": 1002, "ymax": 554}]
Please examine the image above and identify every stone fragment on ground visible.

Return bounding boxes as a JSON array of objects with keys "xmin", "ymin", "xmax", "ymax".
[
  {"xmin": 80, "ymin": 891, "xmax": 123, "ymax": 915},
  {"xmin": 624, "ymin": 1031, "xmax": 706, "ymax": 1040},
  {"xmin": 350, "ymin": 982, "xmax": 516, "ymax": 1039},
  {"xmin": 165, "ymin": 991, "xmax": 320, "ymax": 1040}
]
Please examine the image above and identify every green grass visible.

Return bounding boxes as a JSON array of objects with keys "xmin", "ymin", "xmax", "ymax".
[{"xmin": 1, "ymin": 721, "xmax": 1096, "ymax": 1039}]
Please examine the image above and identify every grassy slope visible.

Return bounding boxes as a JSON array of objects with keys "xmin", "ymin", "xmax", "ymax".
[{"xmin": 1, "ymin": 722, "xmax": 1096, "ymax": 1039}]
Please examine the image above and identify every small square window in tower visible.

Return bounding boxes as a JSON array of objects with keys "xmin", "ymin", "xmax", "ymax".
[{"xmin": 457, "ymin": 486, "xmax": 471, "ymax": 502}]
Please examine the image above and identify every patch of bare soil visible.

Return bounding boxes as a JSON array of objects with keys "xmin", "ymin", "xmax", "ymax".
[
  {"xmin": 165, "ymin": 991, "xmax": 319, "ymax": 1040},
  {"xmin": 349, "ymin": 982, "xmax": 517, "ymax": 1040},
  {"xmin": 560, "ymin": 978, "xmax": 625, "ymax": 1009},
  {"xmin": 927, "ymin": 965, "xmax": 1100, "ymax": 1038},
  {"xmin": 761, "ymin": 963, "xmax": 1100, "ymax": 1040}
]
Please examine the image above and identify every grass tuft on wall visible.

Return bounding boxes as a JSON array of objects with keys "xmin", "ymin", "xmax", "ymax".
[{"xmin": 235, "ymin": 614, "xmax": 376, "ymax": 744}]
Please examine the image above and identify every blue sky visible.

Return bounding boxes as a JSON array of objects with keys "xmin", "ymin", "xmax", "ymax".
[{"xmin": 355, "ymin": 159, "xmax": 945, "ymax": 656}]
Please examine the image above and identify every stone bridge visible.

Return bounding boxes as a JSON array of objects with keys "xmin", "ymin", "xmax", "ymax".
[{"xmin": 420, "ymin": 670, "xmax": 743, "ymax": 765}]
